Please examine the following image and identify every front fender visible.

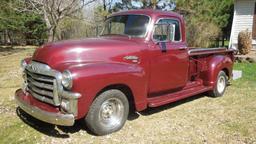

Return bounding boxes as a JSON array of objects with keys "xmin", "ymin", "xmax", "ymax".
[
  {"xmin": 65, "ymin": 62, "xmax": 148, "ymax": 119},
  {"xmin": 201, "ymin": 55, "xmax": 233, "ymax": 86}
]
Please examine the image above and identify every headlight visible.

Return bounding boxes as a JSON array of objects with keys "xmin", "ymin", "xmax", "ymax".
[
  {"xmin": 20, "ymin": 59, "xmax": 27, "ymax": 70},
  {"xmin": 61, "ymin": 70, "xmax": 73, "ymax": 89}
]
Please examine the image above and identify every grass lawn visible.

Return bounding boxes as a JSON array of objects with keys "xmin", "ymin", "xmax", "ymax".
[{"xmin": 0, "ymin": 46, "xmax": 255, "ymax": 144}]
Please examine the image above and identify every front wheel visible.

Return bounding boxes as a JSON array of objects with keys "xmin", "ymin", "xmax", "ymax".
[
  {"xmin": 85, "ymin": 89, "xmax": 129, "ymax": 135},
  {"xmin": 209, "ymin": 71, "xmax": 228, "ymax": 97}
]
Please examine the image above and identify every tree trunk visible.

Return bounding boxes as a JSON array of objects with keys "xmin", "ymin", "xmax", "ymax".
[
  {"xmin": 43, "ymin": 11, "xmax": 56, "ymax": 42},
  {"xmin": 47, "ymin": 26, "xmax": 57, "ymax": 42},
  {"xmin": 6, "ymin": 30, "xmax": 13, "ymax": 46},
  {"xmin": 152, "ymin": 0, "xmax": 157, "ymax": 9},
  {"xmin": 4, "ymin": 29, "xmax": 12, "ymax": 45},
  {"xmin": 3, "ymin": 30, "xmax": 7, "ymax": 45},
  {"xmin": 103, "ymin": 0, "xmax": 108, "ymax": 20},
  {"xmin": 103, "ymin": 0, "xmax": 106, "ymax": 11},
  {"xmin": 48, "ymin": 28, "xmax": 53, "ymax": 42},
  {"xmin": 222, "ymin": 35, "xmax": 225, "ymax": 47}
]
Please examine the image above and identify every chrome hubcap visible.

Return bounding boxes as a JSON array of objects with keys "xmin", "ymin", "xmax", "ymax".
[
  {"xmin": 99, "ymin": 98, "xmax": 124, "ymax": 127},
  {"xmin": 217, "ymin": 76, "xmax": 225, "ymax": 93}
]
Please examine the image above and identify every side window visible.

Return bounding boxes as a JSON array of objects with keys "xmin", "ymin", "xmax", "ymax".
[
  {"xmin": 110, "ymin": 22, "xmax": 125, "ymax": 35},
  {"xmin": 153, "ymin": 18, "xmax": 181, "ymax": 41},
  {"xmin": 153, "ymin": 24, "xmax": 169, "ymax": 41}
]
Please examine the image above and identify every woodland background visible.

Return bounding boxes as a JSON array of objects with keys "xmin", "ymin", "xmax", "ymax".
[{"xmin": 0, "ymin": 0, "xmax": 233, "ymax": 47}]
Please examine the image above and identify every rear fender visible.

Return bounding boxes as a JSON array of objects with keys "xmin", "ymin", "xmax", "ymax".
[{"xmin": 201, "ymin": 55, "xmax": 233, "ymax": 86}]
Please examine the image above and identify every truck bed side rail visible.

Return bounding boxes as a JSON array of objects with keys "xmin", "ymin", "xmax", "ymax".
[{"xmin": 188, "ymin": 47, "xmax": 235, "ymax": 56}]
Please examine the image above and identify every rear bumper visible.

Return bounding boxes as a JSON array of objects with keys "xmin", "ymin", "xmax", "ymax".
[{"xmin": 15, "ymin": 89, "xmax": 75, "ymax": 126}]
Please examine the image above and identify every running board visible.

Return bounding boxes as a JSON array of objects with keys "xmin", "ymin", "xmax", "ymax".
[{"xmin": 147, "ymin": 86, "xmax": 212, "ymax": 107}]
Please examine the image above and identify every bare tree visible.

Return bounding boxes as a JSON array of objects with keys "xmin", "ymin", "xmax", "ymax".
[{"xmin": 15, "ymin": 0, "xmax": 96, "ymax": 42}]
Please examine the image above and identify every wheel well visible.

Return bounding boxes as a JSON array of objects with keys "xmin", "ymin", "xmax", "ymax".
[
  {"xmin": 222, "ymin": 68, "xmax": 230, "ymax": 79},
  {"xmin": 97, "ymin": 84, "xmax": 136, "ymax": 112}
]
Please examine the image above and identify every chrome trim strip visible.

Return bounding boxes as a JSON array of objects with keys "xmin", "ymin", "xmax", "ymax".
[
  {"xmin": 25, "ymin": 61, "xmax": 62, "ymax": 106},
  {"xmin": 23, "ymin": 61, "xmax": 81, "ymax": 116},
  {"xmin": 61, "ymin": 91, "xmax": 81, "ymax": 99},
  {"xmin": 188, "ymin": 47, "xmax": 227, "ymax": 54},
  {"xmin": 28, "ymin": 84, "xmax": 54, "ymax": 97},
  {"xmin": 53, "ymin": 80, "xmax": 59, "ymax": 105},
  {"xmin": 26, "ymin": 70, "xmax": 54, "ymax": 83},
  {"xmin": 27, "ymin": 89, "xmax": 55, "ymax": 105},
  {"xmin": 27, "ymin": 77, "xmax": 53, "ymax": 90},
  {"xmin": 15, "ymin": 91, "xmax": 75, "ymax": 126}
]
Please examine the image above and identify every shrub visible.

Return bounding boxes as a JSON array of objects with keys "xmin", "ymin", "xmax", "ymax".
[
  {"xmin": 238, "ymin": 29, "xmax": 252, "ymax": 55},
  {"xmin": 186, "ymin": 20, "xmax": 220, "ymax": 48}
]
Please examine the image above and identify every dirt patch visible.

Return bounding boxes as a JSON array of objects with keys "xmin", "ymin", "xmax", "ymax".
[
  {"xmin": 0, "ymin": 46, "xmax": 26, "ymax": 56},
  {"xmin": 235, "ymin": 49, "xmax": 256, "ymax": 63},
  {"xmin": 0, "ymin": 45, "xmax": 36, "ymax": 57}
]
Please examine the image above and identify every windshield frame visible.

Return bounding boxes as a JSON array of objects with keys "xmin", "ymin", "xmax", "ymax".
[{"xmin": 100, "ymin": 14, "xmax": 152, "ymax": 38}]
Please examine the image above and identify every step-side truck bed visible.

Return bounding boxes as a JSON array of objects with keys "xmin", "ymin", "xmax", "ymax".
[{"xmin": 148, "ymin": 47, "xmax": 235, "ymax": 107}]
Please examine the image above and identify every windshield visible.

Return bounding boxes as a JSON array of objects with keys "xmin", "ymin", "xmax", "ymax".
[{"xmin": 101, "ymin": 15, "xmax": 150, "ymax": 37}]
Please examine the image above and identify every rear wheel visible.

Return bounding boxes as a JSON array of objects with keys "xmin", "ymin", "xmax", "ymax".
[
  {"xmin": 85, "ymin": 89, "xmax": 129, "ymax": 135},
  {"xmin": 209, "ymin": 71, "xmax": 228, "ymax": 97}
]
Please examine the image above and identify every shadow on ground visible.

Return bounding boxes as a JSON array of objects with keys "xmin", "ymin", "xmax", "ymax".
[
  {"xmin": 16, "ymin": 107, "xmax": 87, "ymax": 138},
  {"xmin": 16, "ymin": 93, "xmax": 206, "ymax": 137},
  {"xmin": 0, "ymin": 46, "xmax": 26, "ymax": 56},
  {"xmin": 139, "ymin": 94, "xmax": 206, "ymax": 116}
]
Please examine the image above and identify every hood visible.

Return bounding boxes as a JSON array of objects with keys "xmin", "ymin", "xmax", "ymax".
[{"xmin": 32, "ymin": 37, "xmax": 146, "ymax": 69}]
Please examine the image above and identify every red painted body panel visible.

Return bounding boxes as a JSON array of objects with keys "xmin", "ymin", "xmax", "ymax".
[
  {"xmin": 200, "ymin": 54, "xmax": 234, "ymax": 86},
  {"xmin": 63, "ymin": 62, "xmax": 149, "ymax": 118},
  {"xmin": 17, "ymin": 10, "xmax": 235, "ymax": 120},
  {"xmin": 149, "ymin": 41, "xmax": 189, "ymax": 94}
]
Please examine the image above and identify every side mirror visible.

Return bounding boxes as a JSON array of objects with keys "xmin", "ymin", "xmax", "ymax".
[
  {"xmin": 153, "ymin": 24, "xmax": 170, "ymax": 42},
  {"xmin": 169, "ymin": 24, "xmax": 175, "ymax": 42},
  {"xmin": 153, "ymin": 23, "xmax": 175, "ymax": 42},
  {"xmin": 153, "ymin": 23, "xmax": 176, "ymax": 52}
]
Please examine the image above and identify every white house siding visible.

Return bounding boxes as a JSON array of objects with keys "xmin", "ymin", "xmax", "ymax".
[{"xmin": 229, "ymin": 0, "xmax": 256, "ymax": 49}]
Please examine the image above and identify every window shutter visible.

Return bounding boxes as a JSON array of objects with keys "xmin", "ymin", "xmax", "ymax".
[{"xmin": 252, "ymin": 3, "xmax": 256, "ymax": 39}]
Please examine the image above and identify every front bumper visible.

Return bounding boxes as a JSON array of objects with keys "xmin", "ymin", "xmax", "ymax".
[{"xmin": 15, "ymin": 89, "xmax": 75, "ymax": 126}]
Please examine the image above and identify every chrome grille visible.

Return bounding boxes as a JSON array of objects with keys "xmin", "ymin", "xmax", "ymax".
[{"xmin": 24, "ymin": 61, "xmax": 61, "ymax": 106}]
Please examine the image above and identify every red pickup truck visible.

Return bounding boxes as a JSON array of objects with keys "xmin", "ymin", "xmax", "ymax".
[{"xmin": 15, "ymin": 9, "xmax": 235, "ymax": 135}]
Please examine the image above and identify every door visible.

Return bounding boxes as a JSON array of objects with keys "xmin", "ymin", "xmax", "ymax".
[{"xmin": 149, "ymin": 18, "xmax": 189, "ymax": 94}]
